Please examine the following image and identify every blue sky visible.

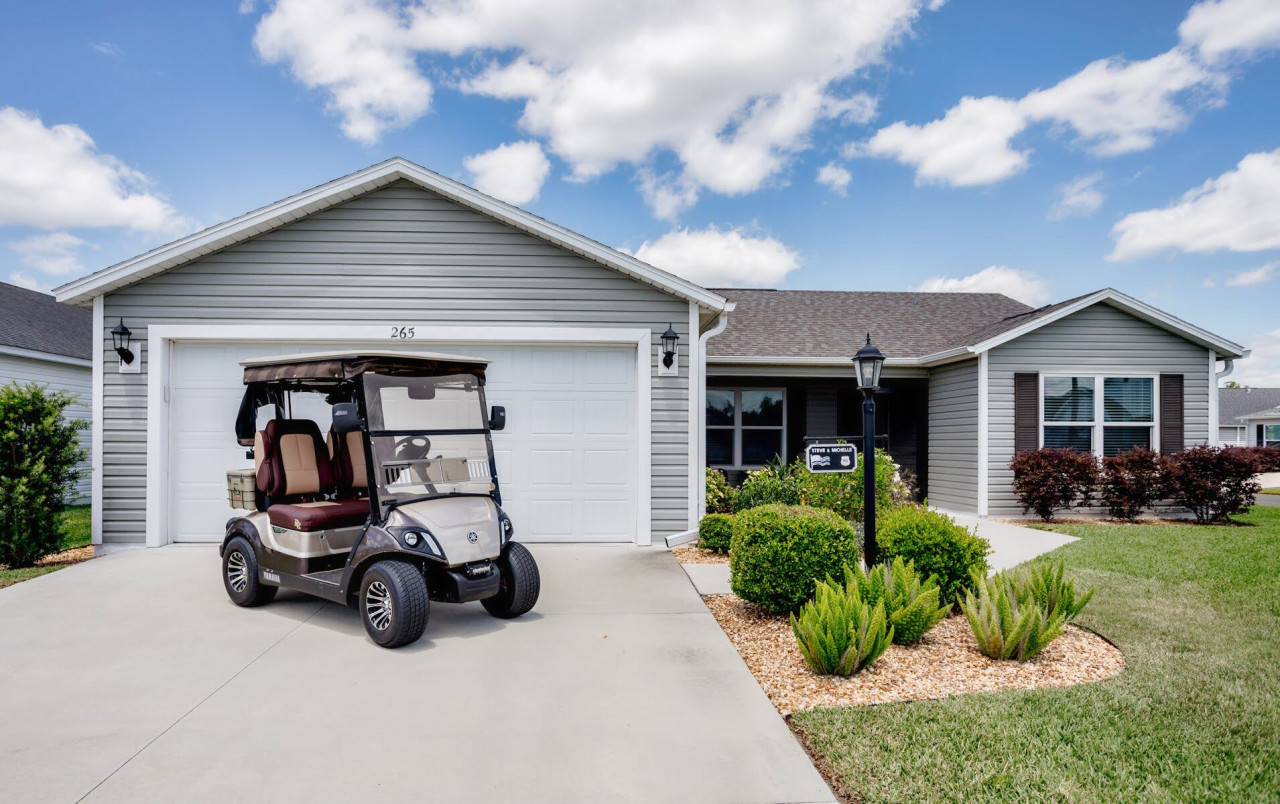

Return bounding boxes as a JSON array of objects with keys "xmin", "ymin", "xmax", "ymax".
[{"xmin": 2, "ymin": 0, "xmax": 1278, "ymax": 381}]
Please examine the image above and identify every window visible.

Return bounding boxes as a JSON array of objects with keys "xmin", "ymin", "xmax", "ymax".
[
  {"xmin": 1264, "ymin": 424, "xmax": 1280, "ymax": 448},
  {"xmin": 707, "ymin": 388, "xmax": 785, "ymax": 468},
  {"xmin": 1041, "ymin": 375, "xmax": 1156, "ymax": 457}
]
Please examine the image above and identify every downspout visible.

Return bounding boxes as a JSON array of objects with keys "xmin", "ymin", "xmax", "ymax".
[
  {"xmin": 1216, "ymin": 358, "xmax": 1235, "ymax": 382},
  {"xmin": 666, "ymin": 309, "xmax": 731, "ymax": 548}
]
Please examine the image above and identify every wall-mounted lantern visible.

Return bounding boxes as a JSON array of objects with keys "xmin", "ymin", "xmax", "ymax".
[
  {"xmin": 659, "ymin": 324, "xmax": 679, "ymax": 376},
  {"xmin": 111, "ymin": 318, "xmax": 141, "ymax": 373}
]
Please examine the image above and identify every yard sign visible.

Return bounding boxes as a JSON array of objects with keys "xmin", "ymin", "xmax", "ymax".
[{"xmin": 805, "ymin": 443, "xmax": 857, "ymax": 473}]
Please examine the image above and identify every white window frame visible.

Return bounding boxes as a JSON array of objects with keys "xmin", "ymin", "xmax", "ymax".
[
  {"xmin": 707, "ymin": 387, "xmax": 787, "ymax": 469},
  {"xmin": 1039, "ymin": 373, "xmax": 1160, "ymax": 459},
  {"xmin": 1263, "ymin": 423, "xmax": 1280, "ymax": 448}
]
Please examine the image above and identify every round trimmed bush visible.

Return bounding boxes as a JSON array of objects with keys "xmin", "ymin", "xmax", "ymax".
[
  {"xmin": 729, "ymin": 504, "xmax": 860, "ymax": 613},
  {"xmin": 732, "ymin": 467, "xmax": 801, "ymax": 512},
  {"xmin": 877, "ymin": 504, "xmax": 990, "ymax": 609},
  {"xmin": 698, "ymin": 513, "xmax": 734, "ymax": 554}
]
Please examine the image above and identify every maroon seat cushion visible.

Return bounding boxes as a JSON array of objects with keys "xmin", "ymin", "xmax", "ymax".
[{"xmin": 267, "ymin": 498, "xmax": 371, "ymax": 532}]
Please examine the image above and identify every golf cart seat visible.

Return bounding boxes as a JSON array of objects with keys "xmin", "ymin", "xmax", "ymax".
[
  {"xmin": 256, "ymin": 419, "xmax": 370, "ymax": 532},
  {"xmin": 328, "ymin": 429, "xmax": 368, "ymax": 494}
]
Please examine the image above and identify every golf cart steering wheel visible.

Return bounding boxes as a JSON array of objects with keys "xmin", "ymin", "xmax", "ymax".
[{"xmin": 393, "ymin": 435, "xmax": 432, "ymax": 461}]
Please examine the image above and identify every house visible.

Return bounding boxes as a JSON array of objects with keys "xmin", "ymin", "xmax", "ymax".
[
  {"xmin": 0, "ymin": 282, "xmax": 93, "ymax": 503},
  {"xmin": 54, "ymin": 157, "xmax": 1248, "ymax": 547},
  {"xmin": 1218, "ymin": 387, "xmax": 1280, "ymax": 447},
  {"xmin": 55, "ymin": 158, "xmax": 732, "ymax": 548},
  {"xmin": 707, "ymin": 287, "xmax": 1247, "ymax": 517}
]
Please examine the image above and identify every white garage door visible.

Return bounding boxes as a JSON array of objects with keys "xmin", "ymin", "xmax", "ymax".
[{"xmin": 168, "ymin": 341, "xmax": 637, "ymax": 543}]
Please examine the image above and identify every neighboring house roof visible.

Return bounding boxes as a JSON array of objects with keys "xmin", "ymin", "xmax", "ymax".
[
  {"xmin": 708, "ymin": 286, "xmax": 1248, "ymax": 366},
  {"xmin": 1240, "ymin": 405, "xmax": 1280, "ymax": 421},
  {"xmin": 1219, "ymin": 387, "xmax": 1280, "ymax": 425},
  {"xmin": 0, "ymin": 282, "xmax": 92, "ymax": 362},
  {"xmin": 54, "ymin": 157, "xmax": 731, "ymax": 313}
]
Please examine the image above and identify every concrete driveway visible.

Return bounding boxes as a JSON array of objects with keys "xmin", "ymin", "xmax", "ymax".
[{"xmin": 0, "ymin": 544, "xmax": 833, "ymax": 804}]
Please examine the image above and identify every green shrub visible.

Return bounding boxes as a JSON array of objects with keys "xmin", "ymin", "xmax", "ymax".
[
  {"xmin": 790, "ymin": 448, "xmax": 910, "ymax": 522},
  {"xmin": 791, "ymin": 576, "xmax": 892, "ymax": 676},
  {"xmin": 1019, "ymin": 560, "xmax": 1094, "ymax": 621},
  {"xmin": 844, "ymin": 558, "xmax": 948, "ymax": 645},
  {"xmin": 0, "ymin": 382, "xmax": 88, "ymax": 568},
  {"xmin": 878, "ymin": 504, "xmax": 990, "ymax": 609},
  {"xmin": 729, "ymin": 505, "xmax": 860, "ymax": 613},
  {"xmin": 733, "ymin": 464, "xmax": 802, "ymax": 512},
  {"xmin": 698, "ymin": 513, "xmax": 734, "ymax": 553},
  {"xmin": 705, "ymin": 468, "xmax": 736, "ymax": 514},
  {"xmin": 960, "ymin": 571, "xmax": 1065, "ymax": 661}
]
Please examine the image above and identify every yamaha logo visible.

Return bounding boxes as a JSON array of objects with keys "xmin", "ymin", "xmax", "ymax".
[{"xmin": 467, "ymin": 531, "xmax": 479, "ymax": 544}]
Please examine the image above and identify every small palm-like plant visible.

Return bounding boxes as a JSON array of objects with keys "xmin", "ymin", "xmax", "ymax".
[
  {"xmin": 1022, "ymin": 560, "xmax": 1094, "ymax": 620},
  {"xmin": 791, "ymin": 578, "xmax": 893, "ymax": 676},
  {"xmin": 845, "ymin": 558, "xmax": 949, "ymax": 645},
  {"xmin": 960, "ymin": 572, "xmax": 1066, "ymax": 661}
]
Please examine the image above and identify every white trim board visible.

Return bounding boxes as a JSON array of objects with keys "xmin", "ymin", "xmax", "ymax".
[
  {"xmin": 54, "ymin": 157, "xmax": 731, "ymax": 314},
  {"xmin": 143, "ymin": 324, "xmax": 655, "ymax": 548},
  {"xmin": 0, "ymin": 345, "xmax": 92, "ymax": 368},
  {"xmin": 90, "ymin": 296, "xmax": 104, "ymax": 546}
]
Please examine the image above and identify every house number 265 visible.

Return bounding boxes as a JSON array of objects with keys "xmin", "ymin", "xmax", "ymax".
[{"xmin": 390, "ymin": 326, "xmax": 415, "ymax": 340}]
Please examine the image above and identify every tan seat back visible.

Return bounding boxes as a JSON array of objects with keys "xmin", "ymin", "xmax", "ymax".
[
  {"xmin": 257, "ymin": 419, "xmax": 332, "ymax": 498},
  {"xmin": 328, "ymin": 430, "xmax": 368, "ymax": 493}
]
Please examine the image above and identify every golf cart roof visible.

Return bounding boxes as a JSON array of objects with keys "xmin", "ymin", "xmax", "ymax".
[{"xmin": 241, "ymin": 351, "xmax": 489, "ymax": 383}]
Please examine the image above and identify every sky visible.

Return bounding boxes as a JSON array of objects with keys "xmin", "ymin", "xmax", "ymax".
[{"xmin": 1, "ymin": 0, "xmax": 1278, "ymax": 383}]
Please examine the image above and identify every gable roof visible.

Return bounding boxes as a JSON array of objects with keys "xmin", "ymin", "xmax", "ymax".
[
  {"xmin": 1241, "ymin": 406, "xmax": 1280, "ymax": 421},
  {"xmin": 0, "ymin": 282, "xmax": 92, "ymax": 362},
  {"xmin": 708, "ymin": 286, "xmax": 1247, "ymax": 366},
  {"xmin": 1218, "ymin": 387, "xmax": 1280, "ymax": 426},
  {"xmin": 54, "ymin": 157, "xmax": 730, "ymax": 313}
]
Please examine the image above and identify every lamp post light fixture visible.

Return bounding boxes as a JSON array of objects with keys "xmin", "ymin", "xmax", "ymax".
[
  {"xmin": 854, "ymin": 333, "xmax": 885, "ymax": 568},
  {"xmin": 660, "ymin": 324, "xmax": 680, "ymax": 370},
  {"xmin": 111, "ymin": 318, "xmax": 135, "ymax": 365}
]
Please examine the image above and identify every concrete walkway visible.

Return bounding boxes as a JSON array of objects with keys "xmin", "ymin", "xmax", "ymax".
[
  {"xmin": 681, "ymin": 515, "xmax": 1076, "ymax": 594},
  {"xmin": 0, "ymin": 544, "xmax": 833, "ymax": 804}
]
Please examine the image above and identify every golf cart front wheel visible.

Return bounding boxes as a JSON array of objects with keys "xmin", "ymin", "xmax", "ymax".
[
  {"xmin": 222, "ymin": 536, "xmax": 277, "ymax": 607},
  {"xmin": 482, "ymin": 542, "xmax": 540, "ymax": 619},
  {"xmin": 359, "ymin": 561, "xmax": 429, "ymax": 648}
]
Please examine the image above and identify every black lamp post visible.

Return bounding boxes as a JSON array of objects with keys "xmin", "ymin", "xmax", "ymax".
[
  {"xmin": 111, "ymin": 318, "xmax": 135, "ymax": 365},
  {"xmin": 854, "ymin": 333, "xmax": 885, "ymax": 568},
  {"xmin": 660, "ymin": 324, "xmax": 679, "ymax": 369}
]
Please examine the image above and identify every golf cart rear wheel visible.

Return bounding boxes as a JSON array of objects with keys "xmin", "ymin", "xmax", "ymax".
[
  {"xmin": 482, "ymin": 542, "xmax": 540, "ymax": 619},
  {"xmin": 222, "ymin": 536, "xmax": 277, "ymax": 607},
  {"xmin": 359, "ymin": 561, "xmax": 429, "ymax": 648}
]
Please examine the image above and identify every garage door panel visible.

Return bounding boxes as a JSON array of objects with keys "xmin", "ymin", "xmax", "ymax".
[{"xmin": 168, "ymin": 341, "xmax": 636, "ymax": 543}]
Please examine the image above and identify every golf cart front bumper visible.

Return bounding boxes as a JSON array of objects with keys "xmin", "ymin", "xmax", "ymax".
[{"xmin": 434, "ymin": 563, "xmax": 501, "ymax": 603}]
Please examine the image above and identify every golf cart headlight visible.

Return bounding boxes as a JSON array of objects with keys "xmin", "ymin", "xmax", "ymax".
[
  {"xmin": 404, "ymin": 532, "xmax": 421, "ymax": 547},
  {"xmin": 499, "ymin": 513, "xmax": 513, "ymax": 545}
]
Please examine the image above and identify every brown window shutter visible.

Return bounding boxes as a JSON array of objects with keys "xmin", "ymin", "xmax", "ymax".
[
  {"xmin": 1014, "ymin": 373, "xmax": 1039, "ymax": 454},
  {"xmin": 1160, "ymin": 374, "xmax": 1184, "ymax": 455}
]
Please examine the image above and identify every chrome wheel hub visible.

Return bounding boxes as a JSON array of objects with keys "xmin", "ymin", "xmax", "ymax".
[
  {"xmin": 365, "ymin": 581, "xmax": 393, "ymax": 631},
  {"xmin": 227, "ymin": 551, "xmax": 249, "ymax": 594}
]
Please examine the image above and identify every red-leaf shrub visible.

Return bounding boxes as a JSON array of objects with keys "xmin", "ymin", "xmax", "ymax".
[
  {"xmin": 1164, "ymin": 445, "xmax": 1261, "ymax": 524},
  {"xmin": 1099, "ymin": 447, "xmax": 1164, "ymax": 521},
  {"xmin": 1224, "ymin": 445, "xmax": 1280, "ymax": 473},
  {"xmin": 1009, "ymin": 448, "xmax": 1099, "ymax": 521}
]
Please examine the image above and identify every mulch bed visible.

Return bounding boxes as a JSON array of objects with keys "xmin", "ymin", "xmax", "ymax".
[
  {"xmin": 671, "ymin": 546, "xmax": 730, "ymax": 565},
  {"xmin": 0, "ymin": 546, "xmax": 96, "ymax": 588},
  {"xmin": 704, "ymin": 593, "xmax": 1124, "ymax": 716}
]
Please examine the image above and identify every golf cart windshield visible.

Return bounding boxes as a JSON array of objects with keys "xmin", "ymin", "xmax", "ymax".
[{"xmin": 362, "ymin": 371, "xmax": 493, "ymax": 506}]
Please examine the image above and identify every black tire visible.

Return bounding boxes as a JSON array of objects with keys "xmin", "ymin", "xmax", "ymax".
[
  {"xmin": 222, "ymin": 536, "xmax": 278, "ymax": 607},
  {"xmin": 359, "ymin": 561, "xmax": 429, "ymax": 648},
  {"xmin": 482, "ymin": 542, "xmax": 540, "ymax": 619}
]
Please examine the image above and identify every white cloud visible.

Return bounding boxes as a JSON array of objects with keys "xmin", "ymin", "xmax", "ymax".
[
  {"xmin": 254, "ymin": 0, "xmax": 433, "ymax": 144},
  {"xmin": 1232, "ymin": 328, "xmax": 1280, "ymax": 386},
  {"xmin": 1180, "ymin": 0, "xmax": 1280, "ymax": 62},
  {"xmin": 632, "ymin": 226, "xmax": 800, "ymax": 287},
  {"xmin": 1110, "ymin": 148, "xmax": 1280, "ymax": 260},
  {"xmin": 90, "ymin": 42, "xmax": 122, "ymax": 56},
  {"xmin": 637, "ymin": 170, "xmax": 700, "ymax": 222},
  {"xmin": 254, "ymin": 0, "xmax": 936, "ymax": 211},
  {"xmin": 1225, "ymin": 261, "xmax": 1277, "ymax": 287},
  {"xmin": 859, "ymin": 96, "xmax": 1030, "ymax": 187},
  {"xmin": 816, "ymin": 162, "xmax": 852, "ymax": 195},
  {"xmin": 6, "ymin": 272, "xmax": 47, "ymax": 292},
  {"xmin": 7, "ymin": 232, "xmax": 92, "ymax": 277},
  {"xmin": 913, "ymin": 265, "xmax": 1050, "ymax": 307},
  {"xmin": 1047, "ymin": 172, "xmax": 1105, "ymax": 220},
  {"xmin": 462, "ymin": 141, "xmax": 551, "ymax": 205},
  {"xmin": 239, "ymin": 0, "xmax": 257, "ymax": 13},
  {"xmin": 0, "ymin": 108, "xmax": 185, "ymax": 232}
]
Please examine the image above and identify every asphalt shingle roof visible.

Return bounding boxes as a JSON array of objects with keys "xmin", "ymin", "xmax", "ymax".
[
  {"xmin": 707, "ymin": 289, "xmax": 1034, "ymax": 360},
  {"xmin": 1219, "ymin": 387, "xmax": 1280, "ymax": 425},
  {"xmin": 0, "ymin": 282, "xmax": 92, "ymax": 360}
]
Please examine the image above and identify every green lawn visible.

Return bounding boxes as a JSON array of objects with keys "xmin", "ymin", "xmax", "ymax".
[
  {"xmin": 793, "ymin": 507, "xmax": 1280, "ymax": 803},
  {"xmin": 1261, "ymin": 487, "xmax": 1280, "ymax": 495},
  {"xmin": 0, "ymin": 505, "xmax": 92, "ymax": 588}
]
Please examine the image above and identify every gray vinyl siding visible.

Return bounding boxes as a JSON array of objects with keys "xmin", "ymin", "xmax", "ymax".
[
  {"xmin": 926, "ymin": 359, "xmax": 979, "ymax": 512},
  {"xmin": 986, "ymin": 302, "xmax": 1212, "ymax": 516},
  {"xmin": 99, "ymin": 180, "xmax": 691, "ymax": 544},
  {"xmin": 0, "ymin": 353, "xmax": 92, "ymax": 503}
]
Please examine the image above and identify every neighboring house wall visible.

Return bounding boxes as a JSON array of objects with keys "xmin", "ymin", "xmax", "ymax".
[
  {"xmin": 986, "ymin": 303, "xmax": 1211, "ymax": 516},
  {"xmin": 926, "ymin": 359, "xmax": 979, "ymax": 512},
  {"xmin": 1219, "ymin": 425, "xmax": 1246, "ymax": 446},
  {"xmin": 98, "ymin": 180, "xmax": 691, "ymax": 544},
  {"xmin": 0, "ymin": 352, "xmax": 91, "ymax": 503}
]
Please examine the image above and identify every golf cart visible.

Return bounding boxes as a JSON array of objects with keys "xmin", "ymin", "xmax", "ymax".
[{"xmin": 220, "ymin": 351, "xmax": 539, "ymax": 648}]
